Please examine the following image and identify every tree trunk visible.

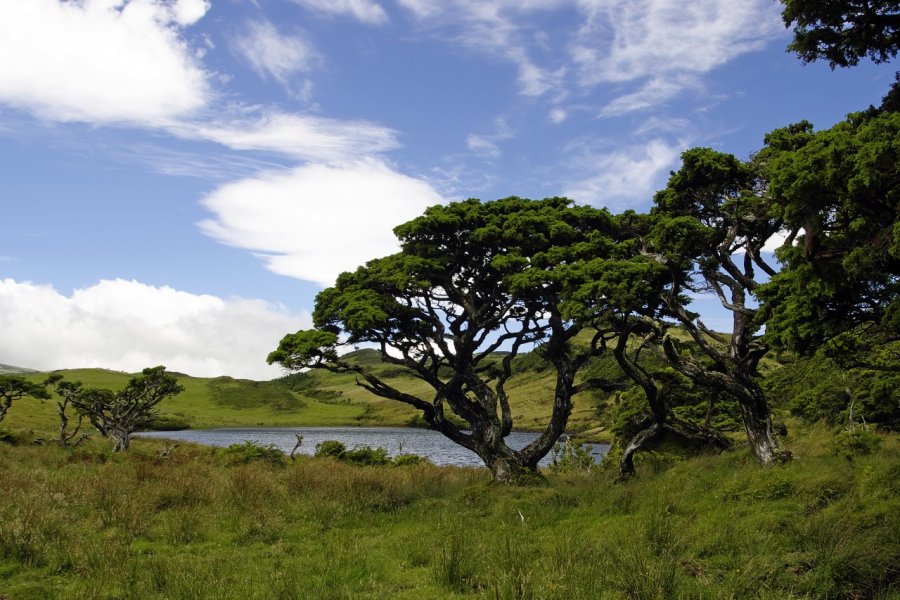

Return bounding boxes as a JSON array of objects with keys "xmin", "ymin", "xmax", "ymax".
[
  {"xmin": 737, "ymin": 387, "xmax": 780, "ymax": 466},
  {"xmin": 619, "ymin": 421, "xmax": 661, "ymax": 478},
  {"xmin": 109, "ymin": 428, "xmax": 130, "ymax": 452}
]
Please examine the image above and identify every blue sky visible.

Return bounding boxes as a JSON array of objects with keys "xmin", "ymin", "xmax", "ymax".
[{"xmin": 0, "ymin": 0, "xmax": 895, "ymax": 378}]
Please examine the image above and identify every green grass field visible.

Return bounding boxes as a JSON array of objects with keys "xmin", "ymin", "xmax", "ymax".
[{"xmin": 0, "ymin": 422, "xmax": 897, "ymax": 599}]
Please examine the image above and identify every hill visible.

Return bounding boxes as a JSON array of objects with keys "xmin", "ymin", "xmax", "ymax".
[
  {"xmin": 2, "ymin": 344, "xmax": 618, "ymax": 438},
  {"xmin": 0, "ymin": 363, "xmax": 38, "ymax": 375}
]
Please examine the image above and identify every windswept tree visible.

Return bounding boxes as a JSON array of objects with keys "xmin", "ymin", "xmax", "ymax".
[
  {"xmin": 269, "ymin": 197, "xmax": 622, "ymax": 482},
  {"xmin": 70, "ymin": 366, "xmax": 183, "ymax": 451},
  {"xmin": 0, "ymin": 375, "xmax": 52, "ymax": 424},
  {"xmin": 47, "ymin": 377, "xmax": 89, "ymax": 448},
  {"xmin": 649, "ymin": 148, "xmax": 785, "ymax": 466},
  {"xmin": 565, "ymin": 212, "xmax": 732, "ymax": 476}
]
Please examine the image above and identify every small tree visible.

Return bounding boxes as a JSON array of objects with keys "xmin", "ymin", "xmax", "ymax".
[
  {"xmin": 48, "ymin": 377, "xmax": 88, "ymax": 448},
  {"xmin": 0, "ymin": 375, "xmax": 52, "ymax": 424},
  {"xmin": 270, "ymin": 197, "xmax": 621, "ymax": 482},
  {"xmin": 70, "ymin": 366, "xmax": 183, "ymax": 451}
]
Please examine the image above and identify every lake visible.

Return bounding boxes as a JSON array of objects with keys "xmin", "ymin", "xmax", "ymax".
[{"xmin": 135, "ymin": 426, "xmax": 608, "ymax": 468}]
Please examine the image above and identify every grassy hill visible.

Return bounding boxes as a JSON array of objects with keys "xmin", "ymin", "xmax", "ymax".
[
  {"xmin": 0, "ymin": 363, "xmax": 38, "ymax": 375},
  {"xmin": 3, "ymin": 348, "xmax": 614, "ymax": 438}
]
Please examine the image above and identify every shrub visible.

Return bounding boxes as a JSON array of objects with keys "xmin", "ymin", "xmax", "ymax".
[
  {"xmin": 830, "ymin": 429, "xmax": 882, "ymax": 460},
  {"xmin": 393, "ymin": 454, "xmax": 427, "ymax": 467},
  {"xmin": 222, "ymin": 441, "xmax": 285, "ymax": 466},
  {"xmin": 314, "ymin": 439, "xmax": 347, "ymax": 459},
  {"xmin": 343, "ymin": 445, "xmax": 391, "ymax": 465}
]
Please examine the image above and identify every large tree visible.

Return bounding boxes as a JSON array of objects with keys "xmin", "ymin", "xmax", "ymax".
[
  {"xmin": 757, "ymin": 110, "xmax": 900, "ymax": 354},
  {"xmin": 780, "ymin": 0, "xmax": 900, "ymax": 67},
  {"xmin": 269, "ymin": 197, "xmax": 622, "ymax": 482},
  {"xmin": 649, "ymin": 148, "xmax": 785, "ymax": 466},
  {"xmin": 70, "ymin": 366, "xmax": 183, "ymax": 451}
]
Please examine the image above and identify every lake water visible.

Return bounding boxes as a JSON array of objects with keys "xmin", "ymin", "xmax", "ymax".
[{"xmin": 135, "ymin": 426, "xmax": 608, "ymax": 468}]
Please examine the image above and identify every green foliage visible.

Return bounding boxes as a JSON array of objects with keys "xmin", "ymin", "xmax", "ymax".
[
  {"xmin": 0, "ymin": 375, "xmax": 52, "ymax": 423},
  {"xmin": 831, "ymin": 429, "xmax": 883, "ymax": 460},
  {"xmin": 64, "ymin": 366, "xmax": 184, "ymax": 451},
  {"xmin": 343, "ymin": 445, "xmax": 391, "ymax": 465},
  {"xmin": 759, "ymin": 109, "xmax": 900, "ymax": 352},
  {"xmin": 548, "ymin": 439, "xmax": 594, "ymax": 474},
  {"xmin": 136, "ymin": 414, "xmax": 192, "ymax": 431},
  {"xmin": 315, "ymin": 439, "xmax": 347, "ymax": 459},
  {"xmin": 222, "ymin": 440, "xmax": 286, "ymax": 466},
  {"xmin": 764, "ymin": 340, "xmax": 900, "ymax": 430},
  {"xmin": 780, "ymin": 0, "xmax": 900, "ymax": 68},
  {"xmin": 313, "ymin": 439, "xmax": 426, "ymax": 466}
]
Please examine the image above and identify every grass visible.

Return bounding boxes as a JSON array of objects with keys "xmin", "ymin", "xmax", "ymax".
[{"xmin": 0, "ymin": 424, "xmax": 897, "ymax": 599}]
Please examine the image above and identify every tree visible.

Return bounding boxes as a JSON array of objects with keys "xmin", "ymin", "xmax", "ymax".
[
  {"xmin": 649, "ymin": 148, "xmax": 786, "ymax": 466},
  {"xmin": 48, "ymin": 377, "xmax": 89, "ymax": 448},
  {"xmin": 70, "ymin": 366, "xmax": 183, "ymax": 451},
  {"xmin": 780, "ymin": 0, "xmax": 900, "ymax": 67},
  {"xmin": 269, "ymin": 197, "xmax": 622, "ymax": 482},
  {"xmin": 561, "ymin": 212, "xmax": 732, "ymax": 476},
  {"xmin": 0, "ymin": 375, "xmax": 52, "ymax": 424},
  {"xmin": 757, "ymin": 110, "xmax": 900, "ymax": 355}
]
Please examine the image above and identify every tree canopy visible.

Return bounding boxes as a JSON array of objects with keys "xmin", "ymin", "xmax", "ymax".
[
  {"xmin": 780, "ymin": 0, "xmax": 900, "ymax": 67},
  {"xmin": 270, "ymin": 197, "xmax": 630, "ymax": 481}
]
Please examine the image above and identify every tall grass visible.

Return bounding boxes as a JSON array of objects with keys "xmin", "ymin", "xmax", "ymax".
[{"xmin": 0, "ymin": 429, "xmax": 897, "ymax": 599}]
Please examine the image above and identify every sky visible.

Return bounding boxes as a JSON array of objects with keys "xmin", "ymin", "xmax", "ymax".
[{"xmin": 0, "ymin": 0, "xmax": 895, "ymax": 379}]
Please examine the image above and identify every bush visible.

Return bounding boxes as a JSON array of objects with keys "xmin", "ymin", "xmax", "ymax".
[
  {"xmin": 830, "ymin": 429, "xmax": 882, "ymax": 460},
  {"xmin": 343, "ymin": 445, "xmax": 391, "ymax": 465},
  {"xmin": 314, "ymin": 439, "xmax": 347, "ymax": 459},
  {"xmin": 392, "ymin": 454, "xmax": 427, "ymax": 467},
  {"xmin": 223, "ymin": 441, "xmax": 285, "ymax": 466}
]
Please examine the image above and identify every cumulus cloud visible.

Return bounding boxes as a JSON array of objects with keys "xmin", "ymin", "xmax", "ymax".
[
  {"xmin": 198, "ymin": 160, "xmax": 445, "ymax": 287},
  {"xmin": 232, "ymin": 20, "xmax": 319, "ymax": 87},
  {"xmin": 563, "ymin": 139, "xmax": 682, "ymax": 210},
  {"xmin": 0, "ymin": 0, "xmax": 210, "ymax": 125},
  {"xmin": 0, "ymin": 278, "xmax": 309, "ymax": 379},
  {"xmin": 291, "ymin": 0, "xmax": 388, "ymax": 24}
]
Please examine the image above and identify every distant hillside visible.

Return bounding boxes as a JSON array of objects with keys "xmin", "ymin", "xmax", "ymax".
[{"xmin": 0, "ymin": 363, "xmax": 39, "ymax": 375}]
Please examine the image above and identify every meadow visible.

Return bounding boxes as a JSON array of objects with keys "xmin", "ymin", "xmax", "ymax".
[{"xmin": 0, "ymin": 422, "xmax": 897, "ymax": 599}]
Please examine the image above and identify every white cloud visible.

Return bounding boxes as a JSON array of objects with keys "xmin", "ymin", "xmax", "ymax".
[
  {"xmin": 172, "ymin": 0, "xmax": 209, "ymax": 26},
  {"xmin": 564, "ymin": 139, "xmax": 682, "ymax": 210},
  {"xmin": 198, "ymin": 160, "xmax": 445, "ymax": 287},
  {"xmin": 466, "ymin": 117, "xmax": 514, "ymax": 158},
  {"xmin": 169, "ymin": 111, "xmax": 400, "ymax": 162},
  {"xmin": 0, "ymin": 278, "xmax": 308, "ymax": 379},
  {"xmin": 549, "ymin": 108, "xmax": 567, "ymax": 124},
  {"xmin": 600, "ymin": 76, "xmax": 698, "ymax": 116},
  {"xmin": 573, "ymin": 0, "xmax": 782, "ymax": 112},
  {"xmin": 292, "ymin": 0, "xmax": 388, "ymax": 24},
  {"xmin": 467, "ymin": 135, "xmax": 501, "ymax": 158},
  {"xmin": 232, "ymin": 20, "xmax": 319, "ymax": 87},
  {"xmin": 0, "ymin": 0, "xmax": 210, "ymax": 125}
]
